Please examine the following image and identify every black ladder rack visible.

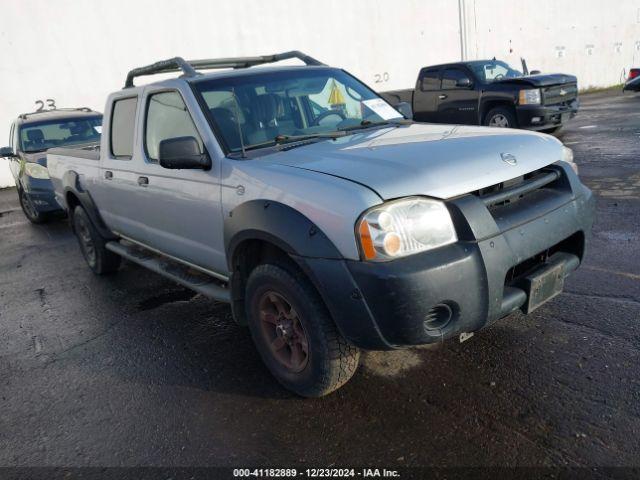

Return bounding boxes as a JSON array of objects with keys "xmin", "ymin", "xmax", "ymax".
[{"xmin": 124, "ymin": 50, "xmax": 324, "ymax": 88}]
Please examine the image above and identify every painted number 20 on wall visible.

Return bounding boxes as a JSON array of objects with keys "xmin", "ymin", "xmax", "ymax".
[{"xmin": 373, "ymin": 72, "xmax": 389, "ymax": 83}]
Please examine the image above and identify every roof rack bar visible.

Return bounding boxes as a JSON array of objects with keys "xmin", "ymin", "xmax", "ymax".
[
  {"xmin": 124, "ymin": 50, "xmax": 324, "ymax": 88},
  {"xmin": 125, "ymin": 57, "xmax": 198, "ymax": 89},
  {"xmin": 18, "ymin": 107, "xmax": 95, "ymax": 119}
]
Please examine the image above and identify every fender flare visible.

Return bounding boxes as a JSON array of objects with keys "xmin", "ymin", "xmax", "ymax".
[
  {"xmin": 224, "ymin": 200, "xmax": 343, "ymax": 269},
  {"xmin": 62, "ymin": 170, "xmax": 117, "ymax": 240}
]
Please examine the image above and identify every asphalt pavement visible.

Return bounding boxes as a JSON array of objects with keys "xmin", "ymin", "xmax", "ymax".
[{"xmin": 0, "ymin": 89, "xmax": 639, "ymax": 472}]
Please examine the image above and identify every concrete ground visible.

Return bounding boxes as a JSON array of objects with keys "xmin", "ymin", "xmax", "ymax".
[{"xmin": 0, "ymin": 90, "xmax": 639, "ymax": 470}]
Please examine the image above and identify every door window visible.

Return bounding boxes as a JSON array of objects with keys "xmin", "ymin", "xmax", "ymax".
[
  {"xmin": 419, "ymin": 69, "xmax": 440, "ymax": 91},
  {"xmin": 441, "ymin": 69, "xmax": 472, "ymax": 89},
  {"xmin": 145, "ymin": 91, "xmax": 203, "ymax": 162},
  {"xmin": 110, "ymin": 97, "xmax": 138, "ymax": 159}
]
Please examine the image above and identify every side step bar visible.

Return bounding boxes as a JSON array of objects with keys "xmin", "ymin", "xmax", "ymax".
[{"xmin": 106, "ymin": 241, "xmax": 230, "ymax": 303}]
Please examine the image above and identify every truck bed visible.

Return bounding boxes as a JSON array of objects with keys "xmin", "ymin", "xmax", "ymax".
[
  {"xmin": 47, "ymin": 143, "xmax": 101, "ymax": 161},
  {"xmin": 47, "ymin": 143, "xmax": 102, "ymax": 211}
]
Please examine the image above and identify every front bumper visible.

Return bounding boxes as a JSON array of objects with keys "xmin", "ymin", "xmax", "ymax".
[
  {"xmin": 297, "ymin": 163, "xmax": 595, "ymax": 350},
  {"xmin": 623, "ymin": 77, "xmax": 640, "ymax": 92},
  {"xmin": 516, "ymin": 100, "xmax": 579, "ymax": 130},
  {"xmin": 20, "ymin": 176, "xmax": 62, "ymax": 213}
]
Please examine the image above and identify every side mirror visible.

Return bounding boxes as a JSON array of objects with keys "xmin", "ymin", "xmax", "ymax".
[
  {"xmin": 0, "ymin": 146, "xmax": 15, "ymax": 158},
  {"xmin": 158, "ymin": 136, "xmax": 211, "ymax": 170},
  {"xmin": 456, "ymin": 77, "xmax": 473, "ymax": 88},
  {"xmin": 530, "ymin": 70, "xmax": 541, "ymax": 75},
  {"xmin": 394, "ymin": 102, "xmax": 413, "ymax": 120}
]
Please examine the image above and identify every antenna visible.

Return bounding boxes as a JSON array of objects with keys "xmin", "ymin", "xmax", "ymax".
[{"xmin": 231, "ymin": 88, "xmax": 247, "ymax": 158}]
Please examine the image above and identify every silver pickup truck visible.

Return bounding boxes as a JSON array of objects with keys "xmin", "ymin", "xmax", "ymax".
[{"xmin": 48, "ymin": 51, "xmax": 595, "ymax": 397}]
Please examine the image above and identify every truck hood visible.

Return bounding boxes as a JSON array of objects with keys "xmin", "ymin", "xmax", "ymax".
[
  {"xmin": 266, "ymin": 123, "xmax": 563, "ymax": 200},
  {"xmin": 495, "ymin": 73, "xmax": 577, "ymax": 88}
]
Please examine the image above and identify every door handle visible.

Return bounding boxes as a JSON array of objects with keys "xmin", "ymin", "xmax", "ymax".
[
  {"xmin": 438, "ymin": 94, "xmax": 448, "ymax": 100},
  {"xmin": 137, "ymin": 176, "xmax": 149, "ymax": 186},
  {"xmin": 104, "ymin": 171, "xmax": 113, "ymax": 180}
]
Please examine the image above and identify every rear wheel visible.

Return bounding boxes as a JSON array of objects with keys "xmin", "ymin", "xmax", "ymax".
[
  {"xmin": 72, "ymin": 206, "xmax": 121, "ymax": 275},
  {"xmin": 484, "ymin": 107, "xmax": 517, "ymax": 128},
  {"xmin": 245, "ymin": 263, "xmax": 360, "ymax": 397},
  {"xmin": 19, "ymin": 189, "xmax": 49, "ymax": 224}
]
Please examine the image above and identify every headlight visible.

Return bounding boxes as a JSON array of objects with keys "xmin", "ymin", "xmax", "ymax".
[
  {"xmin": 24, "ymin": 162, "xmax": 50, "ymax": 179},
  {"xmin": 518, "ymin": 88, "xmax": 541, "ymax": 105},
  {"xmin": 562, "ymin": 146, "xmax": 578, "ymax": 175},
  {"xmin": 357, "ymin": 197, "xmax": 457, "ymax": 261}
]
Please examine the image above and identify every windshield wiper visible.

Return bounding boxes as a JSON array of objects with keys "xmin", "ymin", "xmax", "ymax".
[
  {"xmin": 234, "ymin": 132, "xmax": 347, "ymax": 154},
  {"xmin": 339, "ymin": 118, "xmax": 412, "ymax": 132}
]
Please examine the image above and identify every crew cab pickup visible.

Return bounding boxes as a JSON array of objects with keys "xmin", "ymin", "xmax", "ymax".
[
  {"xmin": 48, "ymin": 51, "xmax": 595, "ymax": 397},
  {"xmin": 381, "ymin": 59, "xmax": 579, "ymax": 133}
]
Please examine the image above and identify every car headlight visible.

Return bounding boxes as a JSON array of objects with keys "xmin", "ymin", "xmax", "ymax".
[
  {"xmin": 24, "ymin": 162, "xmax": 50, "ymax": 179},
  {"xmin": 562, "ymin": 146, "xmax": 578, "ymax": 175},
  {"xmin": 518, "ymin": 88, "xmax": 541, "ymax": 105},
  {"xmin": 357, "ymin": 197, "xmax": 457, "ymax": 261}
]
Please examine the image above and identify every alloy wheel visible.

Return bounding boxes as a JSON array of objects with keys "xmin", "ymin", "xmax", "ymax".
[
  {"xmin": 19, "ymin": 190, "xmax": 39, "ymax": 221},
  {"xmin": 75, "ymin": 215, "xmax": 97, "ymax": 267},
  {"xmin": 258, "ymin": 291, "xmax": 310, "ymax": 373},
  {"xmin": 489, "ymin": 114, "xmax": 510, "ymax": 128}
]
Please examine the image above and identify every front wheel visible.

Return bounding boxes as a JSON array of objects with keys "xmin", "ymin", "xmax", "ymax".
[
  {"xmin": 72, "ymin": 206, "xmax": 121, "ymax": 275},
  {"xmin": 19, "ymin": 189, "xmax": 49, "ymax": 224},
  {"xmin": 245, "ymin": 263, "xmax": 360, "ymax": 397},
  {"xmin": 484, "ymin": 107, "xmax": 517, "ymax": 128}
]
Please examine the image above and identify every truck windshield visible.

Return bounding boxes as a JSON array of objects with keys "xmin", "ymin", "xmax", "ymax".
[
  {"xmin": 193, "ymin": 68, "xmax": 403, "ymax": 153},
  {"xmin": 19, "ymin": 116, "xmax": 102, "ymax": 153},
  {"xmin": 468, "ymin": 60, "xmax": 522, "ymax": 83}
]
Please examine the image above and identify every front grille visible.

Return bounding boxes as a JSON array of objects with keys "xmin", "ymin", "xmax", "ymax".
[
  {"xmin": 543, "ymin": 83, "xmax": 578, "ymax": 106},
  {"xmin": 473, "ymin": 167, "xmax": 563, "ymax": 209}
]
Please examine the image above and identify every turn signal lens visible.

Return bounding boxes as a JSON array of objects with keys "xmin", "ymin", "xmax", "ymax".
[{"xmin": 358, "ymin": 220, "xmax": 376, "ymax": 260}]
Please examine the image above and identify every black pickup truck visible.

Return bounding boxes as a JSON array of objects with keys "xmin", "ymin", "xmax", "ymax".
[{"xmin": 381, "ymin": 59, "xmax": 579, "ymax": 133}]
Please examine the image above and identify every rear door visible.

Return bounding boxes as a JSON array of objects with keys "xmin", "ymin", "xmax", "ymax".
[
  {"xmin": 437, "ymin": 67, "xmax": 479, "ymax": 125},
  {"xmin": 412, "ymin": 67, "xmax": 441, "ymax": 122},
  {"xmin": 98, "ymin": 94, "xmax": 145, "ymax": 240}
]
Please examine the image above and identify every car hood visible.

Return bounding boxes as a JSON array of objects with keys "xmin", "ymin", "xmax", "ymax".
[
  {"xmin": 265, "ymin": 123, "xmax": 563, "ymax": 200},
  {"xmin": 495, "ymin": 73, "xmax": 577, "ymax": 87}
]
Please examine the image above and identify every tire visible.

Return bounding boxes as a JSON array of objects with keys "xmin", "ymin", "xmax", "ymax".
[
  {"xmin": 19, "ymin": 189, "xmax": 49, "ymax": 224},
  {"xmin": 72, "ymin": 205, "xmax": 121, "ymax": 275},
  {"xmin": 245, "ymin": 263, "xmax": 360, "ymax": 397},
  {"xmin": 484, "ymin": 106, "xmax": 517, "ymax": 128}
]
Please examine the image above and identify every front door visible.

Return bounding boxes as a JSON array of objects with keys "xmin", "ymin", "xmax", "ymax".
[
  {"xmin": 436, "ymin": 67, "xmax": 480, "ymax": 125},
  {"xmin": 130, "ymin": 89, "xmax": 225, "ymax": 274}
]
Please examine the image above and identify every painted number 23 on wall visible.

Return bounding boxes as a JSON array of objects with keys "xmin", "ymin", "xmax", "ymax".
[{"xmin": 374, "ymin": 72, "xmax": 390, "ymax": 83}]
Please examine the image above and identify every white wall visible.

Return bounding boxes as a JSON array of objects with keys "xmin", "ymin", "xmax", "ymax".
[{"xmin": 1, "ymin": 0, "xmax": 638, "ymax": 187}]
